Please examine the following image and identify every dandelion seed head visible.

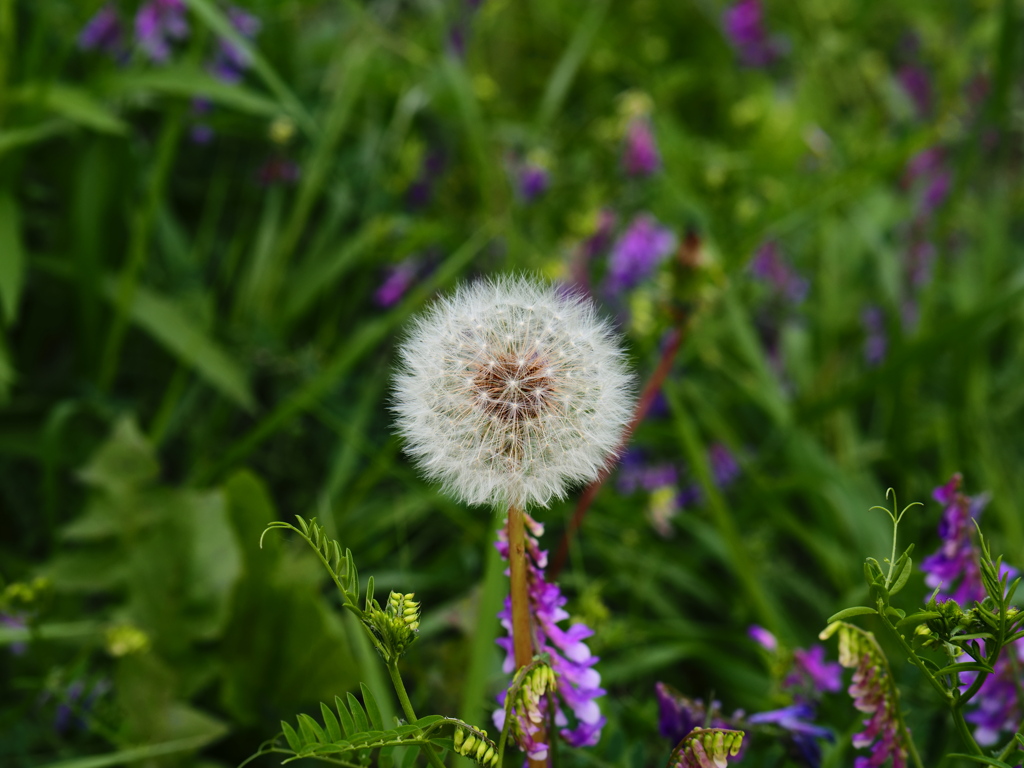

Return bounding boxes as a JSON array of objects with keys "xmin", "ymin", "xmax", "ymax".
[{"xmin": 393, "ymin": 275, "xmax": 634, "ymax": 510}]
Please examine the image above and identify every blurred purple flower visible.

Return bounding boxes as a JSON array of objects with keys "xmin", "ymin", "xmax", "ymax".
[
  {"xmin": 861, "ymin": 306, "xmax": 887, "ymax": 366},
  {"xmin": 750, "ymin": 242, "xmax": 808, "ymax": 304},
  {"xmin": 257, "ymin": 157, "xmax": 301, "ymax": 186},
  {"xmin": 375, "ymin": 258, "xmax": 420, "ymax": 307},
  {"xmin": 518, "ymin": 163, "xmax": 549, "ymax": 202},
  {"xmin": 617, "ymin": 450, "xmax": 678, "ymax": 494},
  {"xmin": 495, "ymin": 514, "xmax": 605, "ymax": 754},
  {"xmin": 135, "ymin": 0, "xmax": 189, "ymax": 63},
  {"xmin": 79, "ymin": 4, "xmax": 124, "ymax": 58},
  {"xmin": 748, "ymin": 703, "xmax": 833, "ymax": 766},
  {"xmin": 897, "ymin": 65, "xmax": 932, "ymax": 118},
  {"xmin": 786, "ymin": 646, "xmax": 843, "ymax": 694},
  {"xmin": 748, "ymin": 624, "xmax": 778, "ymax": 652},
  {"xmin": 622, "ymin": 118, "xmax": 660, "ymax": 177},
  {"xmin": 606, "ymin": 214, "xmax": 676, "ymax": 295},
  {"xmin": 407, "ymin": 151, "xmax": 446, "ymax": 209},
  {"xmin": 708, "ymin": 443, "xmax": 740, "ymax": 488},
  {"xmin": 1, "ymin": 613, "xmax": 27, "ymax": 656},
  {"xmin": 965, "ymin": 639, "xmax": 1024, "ymax": 746},
  {"xmin": 209, "ymin": 5, "xmax": 261, "ymax": 84},
  {"xmin": 723, "ymin": 0, "xmax": 779, "ymax": 67},
  {"xmin": 583, "ymin": 209, "xmax": 617, "ymax": 260},
  {"xmin": 656, "ymin": 683, "xmax": 730, "ymax": 745}
]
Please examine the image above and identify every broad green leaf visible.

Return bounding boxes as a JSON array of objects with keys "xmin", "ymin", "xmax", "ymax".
[
  {"xmin": 77, "ymin": 418, "xmax": 160, "ymax": 492},
  {"xmin": 100, "ymin": 278, "xmax": 254, "ymax": 411},
  {"xmin": 0, "ymin": 189, "xmax": 25, "ymax": 325},
  {"xmin": 0, "ymin": 120, "xmax": 67, "ymax": 157},
  {"xmin": 889, "ymin": 555, "xmax": 913, "ymax": 596},
  {"xmin": 10, "ymin": 82, "xmax": 127, "ymax": 134}
]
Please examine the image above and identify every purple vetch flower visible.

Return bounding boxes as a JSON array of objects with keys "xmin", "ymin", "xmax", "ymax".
[
  {"xmin": 494, "ymin": 514, "xmax": 605, "ymax": 754},
  {"xmin": 79, "ymin": 4, "xmax": 125, "ymax": 57},
  {"xmin": 656, "ymin": 683, "xmax": 732, "ymax": 745},
  {"xmin": 135, "ymin": 0, "xmax": 189, "ymax": 63},
  {"xmin": 748, "ymin": 703, "xmax": 834, "ymax": 767},
  {"xmin": 897, "ymin": 65, "xmax": 932, "ymax": 118},
  {"xmin": 616, "ymin": 450, "xmax": 678, "ymax": 495},
  {"xmin": 708, "ymin": 443, "xmax": 740, "ymax": 488},
  {"xmin": 964, "ymin": 638, "xmax": 1024, "ymax": 746},
  {"xmin": 748, "ymin": 624, "xmax": 778, "ymax": 652},
  {"xmin": 723, "ymin": 0, "xmax": 779, "ymax": 67},
  {"xmin": 375, "ymin": 258, "xmax": 421, "ymax": 307},
  {"xmin": 209, "ymin": 5, "xmax": 261, "ymax": 84},
  {"xmin": 920, "ymin": 473, "xmax": 989, "ymax": 606},
  {"xmin": 52, "ymin": 678, "xmax": 111, "ymax": 734},
  {"xmin": 622, "ymin": 117, "xmax": 660, "ymax": 177},
  {"xmin": 606, "ymin": 214, "xmax": 676, "ymax": 295},
  {"xmin": 861, "ymin": 305, "xmax": 887, "ymax": 365},
  {"xmin": 517, "ymin": 163, "xmax": 549, "ymax": 202},
  {"xmin": 785, "ymin": 646, "xmax": 843, "ymax": 694},
  {"xmin": 750, "ymin": 242, "xmax": 808, "ymax": 304}
]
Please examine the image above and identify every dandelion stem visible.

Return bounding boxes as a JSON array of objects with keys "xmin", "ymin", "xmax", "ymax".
[{"xmin": 507, "ymin": 505, "xmax": 547, "ymax": 768}]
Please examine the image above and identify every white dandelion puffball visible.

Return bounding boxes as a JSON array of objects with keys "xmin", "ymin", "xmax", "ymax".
[{"xmin": 393, "ymin": 275, "xmax": 635, "ymax": 510}]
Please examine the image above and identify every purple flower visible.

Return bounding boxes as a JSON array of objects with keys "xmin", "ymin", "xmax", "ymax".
[
  {"xmin": 708, "ymin": 443, "xmax": 740, "ymax": 488},
  {"xmin": 786, "ymin": 645, "xmax": 843, "ymax": 694},
  {"xmin": 723, "ymin": 0, "xmax": 779, "ymax": 67},
  {"xmin": 79, "ymin": 4, "xmax": 125, "ymax": 58},
  {"xmin": 495, "ymin": 515, "xmax": 605, "ymax": 755},
  {"xmin": 748, "ymin": 703, "xmax": 834, "ymax": 767},
  {"xmin": 518, "ymin": 164, "xmax": 549, "ymax": 202},
  {"xmin": 617, "ymin": 450, "xmax": 678, "ymax": 494},
  {"xmin": 897, "ymin": 65, "xmax": 932, "ymax": 118},
  {"xmin": 209, "ymin": 5, "xmax": 261, "ymax": 84},
  {"xmin": 375, "ymin": 258, "xmax": 421, "ymax": 307},
  {"xmin": 656, "ymin": 683, "xmax": 731, "ymax": 745},
  {"xmin": 606, "ymin": 214, "xmax": 675, "ymax": 295},
  {"xmin": 861, "ymin": 306, "xmax": 887, "ymax": 365},
  {"xmin": 622, "ymin": 118, "xmax": 660, "ymax": 177},
  {"xmin": 748, "ymin": 624, "xmax": 778, "ymax": 652},
  {"xmin": 849, "ymin": 653, "xmax": 906, "ymax": 768},
  {"xmin": 750, "ymin": 242, "xmax": 808, "ymax": 304},
  {"xmin": 964, "ymin": 639, "xmax": 1024, "ymax": 746},
  {"xmin": 406, "ymin": 151, "xmax": 446, "ymax": 209},
  {"xmin": 135, "ymin": 0, "xmax": 189, "ymax": 63},
  {"xmin": 920, "ymin": 473, "xmax": 989, "ymax": 606}
]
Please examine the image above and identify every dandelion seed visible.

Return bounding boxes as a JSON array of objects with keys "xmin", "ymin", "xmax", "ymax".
[{"xmin": 392, "ymin": 275, "xmax": 634, "ymax": 510}]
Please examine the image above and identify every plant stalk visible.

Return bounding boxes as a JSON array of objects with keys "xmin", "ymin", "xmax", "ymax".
[{"xmin": 387, "ymin": 660, "xmax": 448, "ymax": 768}]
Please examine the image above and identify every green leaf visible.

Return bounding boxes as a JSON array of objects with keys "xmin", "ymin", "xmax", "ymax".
[
  {"xmin": 296, "ymin": 713, "xmax": 327, "ymax": 747},
  {"xmin": 0, "ymin": 189, "xmax": 25, "ymax": 326},
  {"xmin": 361, "ymin": 682, "xmax": 384, "ymax": 730},
  {"xmin": 884, "ymin": 606, "xmax": 906, "ymax": 620},
  {"xmin": 31, "ymin": 735, "xmax": 221, "ymax": 768},
  {"xmin": 889, "ymin": 555, "xmax": 913, "ymax": 596},
  {"xmin": 347, "ymin": 692, "xmax": 369, "ymax": 733},
  {"xmin": 0, "ymin": 120, "xmax": 68, "ymax": 157},
  {"xmin": 10, "ymin": 82, "xmax": 127, "ymax": 134},
  {"xmin": 934, "ymin": 661, "xmax": 996, "ymax": 676},
  {"xmin": 281, "ymin": 721, "xmax": 301, "ymax": 752},
  {"xmin": 321, "ymin": 701, "xmax": 343, "ymax": 743},
  {"xmin": 896, "ymin": 612, "xmax": 940, "ymax": 631},
  {"xmin": 827, "ymin": 606, "xmax": 877, "ymax": 623},
  {"xmin": 100, "ymin": 65, "xmax": 280, "ymax": 117},
  {"xmin": 335, "ymin": 694, "xmax": 355, "ymax": 737},
  {"xmin": 100, "ymin": 278, "xmax": 254, "ymax": 411},
  {"xmin": 945, "ymin": 755, "xmax": 1014, "ymax": 768}
]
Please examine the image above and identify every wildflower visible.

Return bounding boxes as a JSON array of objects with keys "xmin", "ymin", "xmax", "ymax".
[
  {"xmin": 622, "ymin": 117, "xmax": 660, "ymax": 177},
  {"xmin": 785, "ymin": 646, "xmax": 843, "ymax": 694},
  {"xmin": 861, "ymin": 306, "xmax": 887, "ymax": 365},
  {"xmin": 1, "ymin": 612, "xmax": 27, "ymax": 656},
  {"xmin": 897, "ymin": 65, "xmax": 932, "ymax": 118},
  {"xmin": 821, "ymin": 622, "xmax": 907, "ymax": 768},
  {"xmin": 375, "ymin": 258, "xmax": 421, "ymax": 308},
  {"xmin": 518, "ymin": 164, "xmax": 550, "ymax": 202},
  {"xmin": 616, "ymin": 450, "xmax": 678, "ymax": 495},
  {"xmin": 708, "ymin": 443, "xmax": 740, "ymax": 488},
  {"xmin": 920, "ymin": 473, "xmax": 989, "ymax": 605},
  {"xmin": 750, "ymin": 242, "xmax": 807, "ymax": 304},
  {"xmin": 135, "ymin": 0, "xmax": 189, "ymax": 63},
  {"xmin": 669, "ymin": 727, "xmax": 745, "ymax": 768},
  {"xmin": 747, "ymin": 704, "xmax": 833, "ymax": 767},
  {"xmin": 656, "ymin": 684, "xmax": 732, "ymax": 745},
  {"xmin": 748, "ymin": 625, "xmax": 778, "ymax": 652},
  {"xmin": 606, "ymin": 214, "xmax": 676, "ymax": 295},
  {"xmin": 392, "ymin": 276, "xmax": 633, "ymax": 510},
  {"xmin": 209, "ymin": 5, "xmax": 261, "ymax": 84},
  {"xmin": 78, "ymin": 4, "xmax": 124, "ymax": 58},
  {"xmin": 406, "ymin": 150, "xmax": 446, "ymax": 209},
  {"xmin": 494, "ymin": 515, "xmax": 606, "ymax": 754},
  {"xmin": 723, "ymin": 0, "xmax": 779, "ymax": 68}
]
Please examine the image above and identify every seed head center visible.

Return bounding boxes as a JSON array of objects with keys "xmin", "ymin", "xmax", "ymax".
[{"xmin": 473, "ymin": 352, "xmax": 554, "ymax": 422}]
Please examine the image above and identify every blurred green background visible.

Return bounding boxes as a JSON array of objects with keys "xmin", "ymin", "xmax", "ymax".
[{"xmin": 1, "ymin": 0, "xmax": 1022, "ymax": 766}]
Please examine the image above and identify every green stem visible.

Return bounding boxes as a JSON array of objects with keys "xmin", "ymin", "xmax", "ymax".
[
  {"xmin": 880, "ymin": 611, "xmax": 953, "ymax": 703},
  {"xmin": 387, "ymin": 661, "xmax": 447, "ymax": 768}
]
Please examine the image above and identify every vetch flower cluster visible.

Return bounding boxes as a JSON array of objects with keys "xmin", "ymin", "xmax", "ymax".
[
  {"xmin": 821, "ymin": 622, "xmax": 908, "ymax": 768},
  {"xmin": 393, "ymin": 276, "xmax": 633, "ymax": 510},
  {"xmin": 494, "ymin": 514, "xmax": 605, "ymax": 754}
]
